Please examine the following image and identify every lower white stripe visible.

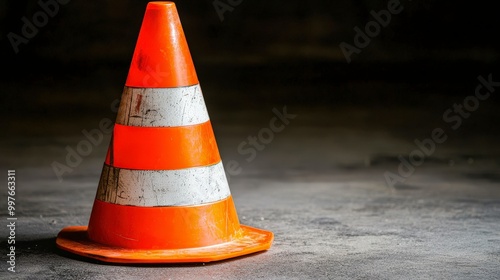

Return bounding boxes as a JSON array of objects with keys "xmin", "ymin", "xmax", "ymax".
[
  {"xmin": 116, "ymin": 85, "xmax": 209, "ymax": 127},
  {"xmin": 96, "ymin": 162, "xmax": 231, "ymax": 206}
]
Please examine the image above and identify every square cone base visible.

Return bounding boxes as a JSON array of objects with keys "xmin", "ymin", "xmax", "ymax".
[{"xmin": 56, "ymin": 225, "xmax": 273, "ymax": 263}]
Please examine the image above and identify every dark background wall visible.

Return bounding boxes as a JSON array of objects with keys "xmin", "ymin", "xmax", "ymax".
[
  {"xmin": 1, "ymin": 0, "xmax": 499, "ymax": 137},
  {"xmin": 2, "ymin": 0, "xmax": 499, "ymax": 65}
]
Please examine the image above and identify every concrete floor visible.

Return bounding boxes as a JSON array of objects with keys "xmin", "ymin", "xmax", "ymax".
[{"xmin": 1, "ymin": 61, "xmax": 499, "ymax": 279}]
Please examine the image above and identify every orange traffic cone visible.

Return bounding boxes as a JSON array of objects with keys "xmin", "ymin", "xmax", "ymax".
[{"xmin": 56, "ymin": 1, "xmax": 273, "ymax": 263}]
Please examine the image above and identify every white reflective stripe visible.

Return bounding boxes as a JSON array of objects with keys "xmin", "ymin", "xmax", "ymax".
[
  {"xmin": 96, "ymin": 162, "xmax": 231, "ymax": 207},
  {"xmin": 116, "ymin": 85, "xmax": 209, "ymax": 127}
]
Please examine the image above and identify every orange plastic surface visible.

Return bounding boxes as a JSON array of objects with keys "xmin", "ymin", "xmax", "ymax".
[
  {"xmin": 125, "ymin": 2, "xmax": 198, "ymax": 88},
  {"xmin": 105, "ymin": 121, "xmax": 220, "ymax": 170},
  {"xmin": 87, "ymin": 196, "xmax": 239, "ymax": 250},
  {"xmin": 56, "ymin": 224, "xmax": 273, "ymax": 263}
]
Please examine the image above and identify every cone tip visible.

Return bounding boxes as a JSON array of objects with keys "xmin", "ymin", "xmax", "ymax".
[
  {"xmin": 147, "ymin": 1, "xmax": 176, "ymax": 9},
  {"xmin": 126, "ymin": 1, "xmax": 198, "ymax": 88}
]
